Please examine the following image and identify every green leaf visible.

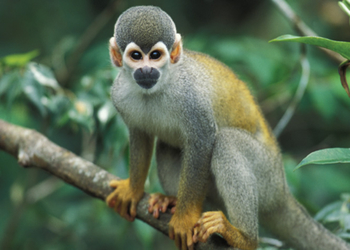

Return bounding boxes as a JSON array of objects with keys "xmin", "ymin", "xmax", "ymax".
[
  {"xmin": 22, "ymin": 67, "xmax": 46, "ymax": 116},
  {"xmin": 0, "ymin": 70, "xmax": 21, "ymax": 96},
  {"xmin": 270, "ymin": 35, "xmax": 350, "ymax": 60},
  {"xmin": 295, "ymin": 148, "xmax": 350, "ymax": 170},
  {"xmin": 97, "ymin": 101, "xmax": 116, "ymax": 128},
  {"xmin": 339, "ymin": 1, "xmax": 350, "ymax": 17},
  {"xmin": 28, "ymin": 63, "xmax": 60, "ymax": 90},
  {"xmin": 1, "ymin": 50, "xmax": 39, "ymax": 67},
  {"xmin": 314, "ymin": 201, "xmax": 343, "ymax": 221}
]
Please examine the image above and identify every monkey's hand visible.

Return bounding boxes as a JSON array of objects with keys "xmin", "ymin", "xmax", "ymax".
[
  {"xmin": 106, "ymin": 178, "xmax": 144, "ymax": 222},
  {"xmin": 169, "ymin": 210, "xmax": 201, "ymax": 250},
  {"xmin": 148, "ymin": 193, "xmax": 177, "ymax": 218},
  {"xmin": 193, "ymin": 211, "xmax": 257, "ymax": 250}
]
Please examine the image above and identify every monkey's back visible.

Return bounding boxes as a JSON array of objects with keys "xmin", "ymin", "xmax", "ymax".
[{"xmin": 184, "ymin": 50, "xmax": 278, "ymax": 150}]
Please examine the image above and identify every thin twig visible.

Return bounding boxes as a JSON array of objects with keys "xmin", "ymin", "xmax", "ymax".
[
  {"xmin": 274, "ymin": 47, "xmax": 310, "ymax": 137},
  {"xmin": 271, "ymin": 0, "xmax": 345, "ymax": 64},
  {"xmin": 338, "ymin": 60, "xmax": 350, "ymax": 97},
  {"xmin": 56, "ymin": 1, "xmax": 121, "ymax": 85}
]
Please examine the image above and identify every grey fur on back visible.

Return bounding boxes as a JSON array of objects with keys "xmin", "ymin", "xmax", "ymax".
[{"xmin": 114, "ymin": 6, "xmax": 176, "ymax": 54}]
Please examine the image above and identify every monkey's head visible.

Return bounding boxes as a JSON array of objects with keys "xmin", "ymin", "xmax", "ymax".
[{"xmin": 109, "ymin": 6, "xmax": 182, "ymax": 90}]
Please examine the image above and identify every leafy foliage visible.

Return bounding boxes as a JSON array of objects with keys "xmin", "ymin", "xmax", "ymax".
[{"xmin": 315, "ymin": 194, "xmax": 350, "ymax": 240}]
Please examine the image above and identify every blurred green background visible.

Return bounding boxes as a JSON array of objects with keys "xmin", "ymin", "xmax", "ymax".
[{"xmin": 0, "ymin": 0, "xmax": 349, "ymax": 249}]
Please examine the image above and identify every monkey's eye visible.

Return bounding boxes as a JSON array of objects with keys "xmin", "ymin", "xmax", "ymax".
[
  {"xmin": 131, "ymin": 51, "xmax": 142, "ymax": 60},
  {"xmin": 150, "ymin": 50, "xmax": 161, "ymax": 60}
]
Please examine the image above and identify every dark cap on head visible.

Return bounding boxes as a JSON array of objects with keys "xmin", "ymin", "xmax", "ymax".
[{"xmin": 114, "ymin": 6, "xmax": 176, "ymax": 54}]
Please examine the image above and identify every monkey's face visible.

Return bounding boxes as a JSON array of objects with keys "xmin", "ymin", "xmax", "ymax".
[
  {"xmin": 123, "ymin": 42, "xmax": 169, "ymax": 90},
  {"xmin": 109, "ymin": 33, "xmax": 182, "ymax": 92}
]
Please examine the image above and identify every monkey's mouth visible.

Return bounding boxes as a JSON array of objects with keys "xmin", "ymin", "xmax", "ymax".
[{"xmin": 135, "ymin": 79, "xmax": 158, "ymax": 89}]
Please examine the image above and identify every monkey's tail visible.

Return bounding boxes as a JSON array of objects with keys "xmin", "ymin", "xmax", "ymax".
[{"xmin": 262, "ymin": 194, "xmax": 350, "ymax": 250}]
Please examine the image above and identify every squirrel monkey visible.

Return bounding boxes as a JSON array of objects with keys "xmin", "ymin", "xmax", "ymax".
[{"xmin": 106, "ymin": 6, "xmax": 350, "ymax": 250}]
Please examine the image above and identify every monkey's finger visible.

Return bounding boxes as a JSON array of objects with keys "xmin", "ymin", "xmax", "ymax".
[
  {"xmin": 186, "ymin": 231, "xmax": 194, "ymax": 250},
  {"xmin": 148, "ymin": 200, "xmax": 158, "ymax": 214},
  {"xmin": 130, "ymin": 200, "xmax": 138, "ymax": 218},
  {"xmin": 106, "ymin": 191, "xmax": 117, "ymax": 206},
  {"xmin": 169, "ymin": 226, "xmax": 175, "ymax": 240},
  {"xmin": 197, "ymin": 223, "xmax": 219, "ymax": 243},
  {"xmin": 201, "ymin": 219, "xmax": 222, "ymax": 231},
  {"xmin": 153, "ymin": 208, "xmax": 160, "ymax": 219},
  {"xmin": 197, "ymin": 225, "xmax": 208, "ymax": 241},
  {"xmin": 114, "ymin": 198, "xmax": 122, "ymax": 213},
  {"xmin": 200, "ymin": 216, "xmax": 219, "ymax": 224},
  {"xmin": 182, "ymin": 233, "xmax": 189, "ymax": 250},
  {"xmin": 192, "ymin": 230, "xmax": 199, "ymax": 244},
  {"xmin": 197, "ymin": 228, "xmax": 208, "ymax": 243},
  {"xmin": 106, "ymin": 196, "xmax": 116, "ymax": 207},
  {"xmin": 123, "ymin": 212, "xmax": 134, "ymax": 222},
  {"xmin": 107, "ymin": 193, "xmax": 118, "ymax": 208},
  {"xmin": 170, "ymin": 199, "xmax": 177, "ymax": 206},
  {"xmin": 180, "ymin": 233, "xmax": 186, "ymax": 250},
  {"xmin": 148, "ymin": 205, "xmax": 153, "ymax": 214},
  {"xmin": 199, "ymin": 212, "xmax": 215, "ymax": 220},
  {"xmin": 121, "ymin": 210, "xmax": 133, "ymax": 222},
  {"xmin": 148, "ymin": 201, "xmax": 160, "ymax": 218},
  {"xmin": 200, "ymin": 226, "xmax": 218, "ymax": 243},
  {"xmin": 193, "ymin": 224, "xmax": 200, "ymax": 240},
  {"xmin": 120, "ymin": 203, "xmax": 128, "ymax": 217},
  {"xmin": 161, "ymin": 197, "xmax": 170, "ymax": 212},
  {"xmin": 120, "ymin": 202, "xmax": 133, "ymax": 222},
  {"xmin": 201, "ymin": 211, "xmax": 219, "ymax": 221},
  {"xmin": 122, "ymin": 200, "xmax": 134, "ymax": 222},
  {"xmin": 193, "ymin": 219, "xmax": 204, "ymax": 233},
  {"xmin": 125, "ymin": 212, "xmax": 134, "ymax": 222},
  {"xmin": 150, "ymin": 202, "xmax": 160, "ymax": 218},
  {"xmin": 200, "ymin": 217, "xmax": 221, "ymax": 227},
  {"xmin": 171, "ymin": 206, "xmax": 176, "ymax": 214},
  {"xmin": 148, "ymin": 195, "xmax": 160, "ymax": 207},
  {"xmin": 165, "ymin": 196, "xmax": 177, "ymax": 206},
  {"xmin": 174, "ymin": 233, "xmax": 181, "ymax": 249},
  {"xmin": 109, "ymin": 180, "xmax": 120, "ymax": 188}
]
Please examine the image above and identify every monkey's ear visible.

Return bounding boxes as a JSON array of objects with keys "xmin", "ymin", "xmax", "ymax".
[
  {"xmin": 109, "ymin": 37, "xmax": 123, "ymax": 67},
  {"xmin": 170, "ymin": 34, "xmax": 182, "ymax": 64}
]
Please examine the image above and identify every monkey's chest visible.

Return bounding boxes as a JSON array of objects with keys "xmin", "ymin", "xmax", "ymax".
[{"xmin": 116, "ymin": 92, "xmax": 184, "ymax": 148}]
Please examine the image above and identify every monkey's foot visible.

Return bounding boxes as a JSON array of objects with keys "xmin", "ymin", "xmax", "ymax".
[
  {"xmin": 169, "ymin": 210, "xmax": 201, "ymax": 250},
  {"xmin": 148, "ymin": 193, "xmax": 177, "ymax": 218},
  {"xmin": 106, "ymin": 178, "xmax": 144, "ymax": 222},
  {"xmin": 193, "ymin": 211, "xmax": 257, "ymax": 250}
]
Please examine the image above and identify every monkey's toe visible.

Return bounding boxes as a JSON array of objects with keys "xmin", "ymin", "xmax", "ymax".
[
  {"xmin": 193, "ymin": 211, "xmax": 226, "ymax": 243},
  {"xmin": 148, "ymin": 193, "xmax": 177, "ymax": 218}
]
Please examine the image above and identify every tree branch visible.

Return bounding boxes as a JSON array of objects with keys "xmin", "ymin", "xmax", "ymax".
[{"xmin": 0, "ymin": 119, "xmax": 232, "ymax": 250}]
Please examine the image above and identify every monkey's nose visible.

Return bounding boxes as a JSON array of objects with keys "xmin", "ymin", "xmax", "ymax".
[
  {"xmin": 133, "ymin": 66, "xmax": 160, "ymax": 89},
  {"xmin": 141, "ymin": 66, "xmax": 152, "ymax": 74}
]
